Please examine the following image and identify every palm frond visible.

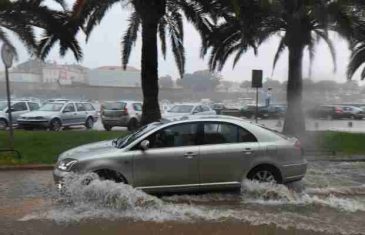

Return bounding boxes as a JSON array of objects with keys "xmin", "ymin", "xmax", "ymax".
[
  {"xmin": 122, "ymin": 11, "xmax": 141, "ymax": 69},
  {"xmin": 272, "ymin": 36, "xmax": 286, "ymax": 75}
]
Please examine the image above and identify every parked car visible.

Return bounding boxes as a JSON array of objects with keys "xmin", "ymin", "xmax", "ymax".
[
  {"xmin": 162, "ymin": 103, "xmax": 216, "ymax": 121},
  {"xmin": 210, "ymin": 103, "xmax": 241, "ymax": 117},
  {"xmin": 0, "ymin": 99, "xmax": 40, "ymax": 130},
  {"xmin": 53, "ymin": 116, "xmax": 307, "ymax": 193},
  {"xmin": 307, "ymin": 105, "xmax": 362, "ymax": 120},
  {"xmin": 101, "ymin": 101, "xmax": 142, "ymax": 131},
  {"xmin": 240, "ymin": 104, "xmax": 286, "ymax": 119},
  {"xmin": 17, "ymin": 101, "xmax": 98, "ymax": 131},
  {"xmin": 341, "ymin": 106, "xmax": 364, "ymax": 120}
]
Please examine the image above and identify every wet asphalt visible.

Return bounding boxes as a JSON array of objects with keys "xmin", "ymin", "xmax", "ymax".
[{"xmin": 0, "ymin": 160, "xmax": 364, "ymax": 235}]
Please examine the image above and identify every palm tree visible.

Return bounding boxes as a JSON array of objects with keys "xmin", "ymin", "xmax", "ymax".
[
  {"xmin": 71, "ymin": 0, "xmax": 211, "ymax": 124},
  {"xmin": 0, "ymin": 0, "xmax": 82, "ymax": 60},
  {"xmin": 347, "ymin": 9, "xmax": 365, "ymax": 80},
  {"xmin": 204, "ymin": 0, "xmax": 354, "ymax": 136}
]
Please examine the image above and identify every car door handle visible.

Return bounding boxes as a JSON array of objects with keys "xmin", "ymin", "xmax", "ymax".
[
  {"xmin": 184, "ymin": 152, "xmax": 197, "ymax": 159},
  {"xmin": 243, "ymin": 148, "xmax": 253, "ymax": 155}
]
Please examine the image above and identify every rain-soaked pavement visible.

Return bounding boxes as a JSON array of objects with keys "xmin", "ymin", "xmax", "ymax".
[{"xmin": 0, "ymin": 161, "xmax": 364, "ymax": 235}]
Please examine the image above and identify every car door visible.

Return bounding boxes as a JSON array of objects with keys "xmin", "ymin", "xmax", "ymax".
[
  {"xmin": 62, "ymin": 103, "xmax": 77, "ymax": 125},
  {"xmin": 132, "ymin": 103, "xmax": 142, "ymax": 121},
  {"xmin": 10, "ymin": 102, "xmax": 29, "ymax": 122},
  {"xmin": 133, "ymin": 122, "xmax": 200, "ymax": 192},
  {"xmin": 75, "ymin": 103, "xmax": 88, "ymax": 124},
  {"xmin": 199, "ymin": 122, "xmax": 261, "ymax": 187}
]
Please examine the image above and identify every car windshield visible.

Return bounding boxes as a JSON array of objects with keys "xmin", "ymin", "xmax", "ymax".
[
  {"xmin": 113, "ymin": 122, "xmax": 163, "ymax": 148},
  {"xmin": 39, "ymin": 103, "xmax": 64, "ymax": 112},
  {"xmin": 102, "ymin": 102, "xmax": 126, "ymax": 110},
  {"xmin": 168, "ymin": 105, "xmax": 194, "ymax": 113},
  {"xmin": 0, "ymin": 101, "xmax": 11, "ymax": 111}
]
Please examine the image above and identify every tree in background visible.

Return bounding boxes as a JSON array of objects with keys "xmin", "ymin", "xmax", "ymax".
[
  {"xmin": 177, "ymin": 70, "xmax": 221, "ymax": 92},
  {"xmin": 159, "ymin": 75, "xmax": 174, "ymax": 88},
  {"xmin": 204, "ymin": 0, "xmax": 355, "ymax": 136},
  {"xmin": 70, "ymin": 0, "xmax": 212, "ymax": 124}
]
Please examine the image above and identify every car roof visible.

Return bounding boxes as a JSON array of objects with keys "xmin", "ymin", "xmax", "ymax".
[{"xmin": 104, "ymin": 100, "xmax": 142, "ymax": 103}]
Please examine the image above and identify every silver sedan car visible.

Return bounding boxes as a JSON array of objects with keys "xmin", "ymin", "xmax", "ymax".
[{"xmin": 54, "ymin": 117, "xmax": 307, "ymax": 193}]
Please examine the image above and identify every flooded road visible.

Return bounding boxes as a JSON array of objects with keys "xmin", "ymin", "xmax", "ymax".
[{"xmin": 0, "ymin": 161, "xmax": 364, "ymax": 235}]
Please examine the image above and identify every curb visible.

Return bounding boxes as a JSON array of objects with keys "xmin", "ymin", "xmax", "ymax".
[{"xmin": 0, "ymin": 164, "xmax": 54, "ymax": 171}]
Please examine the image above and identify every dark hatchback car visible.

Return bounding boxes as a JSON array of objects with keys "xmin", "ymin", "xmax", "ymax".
[
  {"xmin": 307, "ymin": 105, "xmax": 350, "ymax": 119},
  {"xmin": 240, "ymin": 105, "xmax": 286, "ymax": 119}
]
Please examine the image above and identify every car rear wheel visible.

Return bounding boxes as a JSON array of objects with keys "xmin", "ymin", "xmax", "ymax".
[
  {"xmin": 127, "ymin": 118, "xmax": 139, "ymax": 131},
  {"xmin": 247, "ymin": 165, "xmax": 282, "ymax": 184},
  {"xmin": 103, "ymin": 125, "xmax": 112, "ymax": 131},
  {"xmin": 85, "ymin": 117, "xmax": 94, "ymax": 129},
  {"xmin": 0, "ymin": 119, "xmax": 7, "ymax": 130},
  {"xmin": 49, "ymin": 119, "xmax": 62, "ymax": 131}
]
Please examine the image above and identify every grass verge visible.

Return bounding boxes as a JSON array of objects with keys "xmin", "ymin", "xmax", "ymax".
[
  {"xmin": 0, "ymin": 130, "xmax": 364, "ymax": 166},
  {"xmin": 0, "ymin": 130, "xmax": 126, "ymax": 165}
]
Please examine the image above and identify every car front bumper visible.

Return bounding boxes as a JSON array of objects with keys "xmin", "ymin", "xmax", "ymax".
[
  {"xmin": 53, "ymin": 168, "xmax": 72, "ymax": 190},
  {"xmin": 17, "ymin": 120, "xmax": 49, "ymax": 128}
]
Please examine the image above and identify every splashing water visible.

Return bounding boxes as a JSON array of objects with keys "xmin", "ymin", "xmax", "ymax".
[{"xmin": 19, "ymin": 161, "xmax": 365, "ymax": 235}]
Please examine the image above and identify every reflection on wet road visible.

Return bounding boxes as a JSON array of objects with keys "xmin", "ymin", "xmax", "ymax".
[{"xmin": 0, "ymin": 161, "xmax": 364, "ymax": 235}]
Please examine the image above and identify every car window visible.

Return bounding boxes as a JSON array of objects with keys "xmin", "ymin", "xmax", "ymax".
[
  {"xmin": 39, "ymin": 103, "xmax": 64, "ymax": 112},
  {"xmin": 102, "ymin": 102, "xmax": 126, "ymax": 110},
  {"xmin": 239, "ymin": 127, "xmax": 258, "ymax": 142},
  {"xmin": 147, "ymin": 123, "xmax": 199, "ymax": 148},
  {"xmin": 133, "ymin": 103, "xmax": 142, "ymax": 111},
  {"xmin": 203, "ymin": 122, "xmax": 257, "ymax": 144},
  {"xmin": 193, "ymin": 106, "xmax": 203, "ymax": 113},
  {"xmin": 76, "ymin": 103, "xmax": 86, "ymax": 112},
  {"xmin": 84, "ymin": 103, "xmax": 95, "ymax": 111},
  {"xmin": 28, "ymin": 102, "xmax": 40, "ymax": 111},
  {"xmin": 63, "ymin": 103, "xmax": 76, "ymax": 112},
  {"xmin": 168, "ymin": 105, "xmax": 194, "ymax": 113},
  {"xmin": 201, "ymin": 105, "xmax": 210, "ymax": 112},
  {"xmin": 12, "ymin": 102, "xmax": 27, "ymax": 111}
]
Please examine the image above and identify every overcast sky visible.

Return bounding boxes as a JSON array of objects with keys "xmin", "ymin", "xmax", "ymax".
[{"xmin": 9, "ymin": 1, "xmax": 365, "ymax": 85}]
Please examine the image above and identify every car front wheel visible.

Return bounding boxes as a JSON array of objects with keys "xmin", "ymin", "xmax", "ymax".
[
  {"xmin": 85, "ymin": 117, "xmax": 94, "ymax": 129},
  {"xmin": 49, "ymin": 119, "xmax": 62, "ymax": 131},
  {"xmin": 0, "ymin": 119, "xmax": 7, "ymax": 130}
]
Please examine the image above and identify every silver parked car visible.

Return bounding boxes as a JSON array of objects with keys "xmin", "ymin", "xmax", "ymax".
[
  {"xmin": 162, "ymin": 103, "xmax": 216, "ymax": 121},
  {"xmin": 0, "ymin": 100, "xmax": 40, "ymax": 130},
  {"xmin": 101, "ymin": 101, "xmax": 142, "ymax": 131},
  {"xmin": 18, "ymin": 101, "xmax": 98, "ymax": 131},
  {"xmin": 54, "ymin": 117, "xmax": 307, "ymax": 193}
]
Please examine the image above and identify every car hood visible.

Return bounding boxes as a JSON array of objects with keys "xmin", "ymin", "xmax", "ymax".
[
  {"xmin": 21, "ymin": 111, "xmax": 55, "ymax": 117},
  {"xmin": 58, "ymin": 140, "xmax": 118, "ymax": 161}
]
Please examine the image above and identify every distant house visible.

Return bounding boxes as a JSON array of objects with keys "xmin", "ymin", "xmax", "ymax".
[
  {"xmin": 0, "ymin": 59, "xmax": 89, "ymax": 85},
  {"xmin": 87, "ymin": 66, "xmax": 141, "ymax": 88}
]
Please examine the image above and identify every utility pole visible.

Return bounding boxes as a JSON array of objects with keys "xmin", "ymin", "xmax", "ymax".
[
  {"xmin": 252, "ymin": 70, "xmax": 263, "ymax": 124},
  {"xmin": 1, "ymin": 44, "xmax": 15, "ymax": 149}
]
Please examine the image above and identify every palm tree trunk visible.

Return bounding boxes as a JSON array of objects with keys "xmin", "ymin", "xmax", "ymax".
[
  {"xmin": 283, "ymin": 44, "xmax": 306, "ymax": 136},
  {"xmin": 139, "ymin": 9, "xmax": 162, "ymax": 125}
]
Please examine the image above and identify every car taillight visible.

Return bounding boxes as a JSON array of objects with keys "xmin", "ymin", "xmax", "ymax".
[
  {"xmin": 335, "ymin": 107, "xmax": 343, "ymax": 114},
  {"xmin": 294, "ymin": 140, "xmax": 302, "ymax": 150}
]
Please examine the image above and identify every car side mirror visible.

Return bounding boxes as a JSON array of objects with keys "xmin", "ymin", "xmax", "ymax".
[{"xmin": 140, "ymin": 140, "xmax": 150, "ymax": 151}]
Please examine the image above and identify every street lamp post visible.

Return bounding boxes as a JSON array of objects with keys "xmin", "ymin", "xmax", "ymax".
[{"xmin": 1, "ymin": 44, "xmax": 15, "ymax": 149}]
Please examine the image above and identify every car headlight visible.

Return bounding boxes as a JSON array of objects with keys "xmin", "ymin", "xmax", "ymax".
[{"xmin": 57, "ymin": 158, "xmax": 78, "ymax": 171}]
